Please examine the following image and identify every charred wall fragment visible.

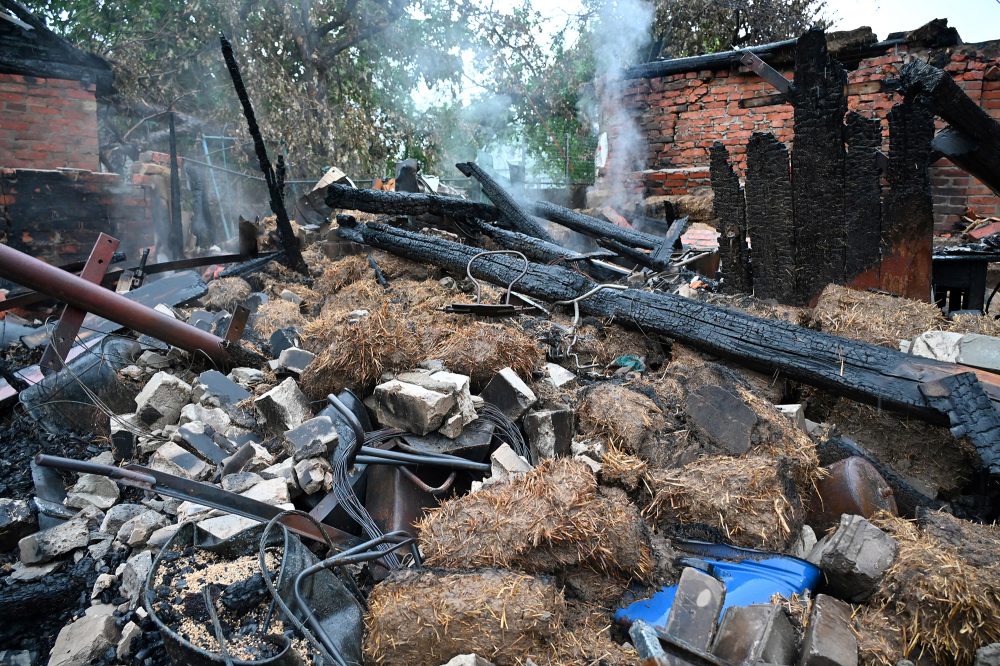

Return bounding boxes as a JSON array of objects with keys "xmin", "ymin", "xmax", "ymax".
[
  {"xmin": 745, "ymin": 132, "xmax": 795, "ymax": 301},
  {"xmin": 711, "ymin": 28, "xmax": 935, "ymax": 305},
  {"xmin": 843, "ymin": 112, "xmax": 883, "ymax": 277},
  {"xmin": 790, "ymin": 28, "xmax": 849, "ymax": 303},
  {"xmin": 709, "ymin": 143, "xmax": 751, "ymax": 294}
]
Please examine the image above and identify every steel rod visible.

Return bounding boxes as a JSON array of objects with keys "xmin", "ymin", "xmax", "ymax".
[{"xmin": 0, "ymin": 243, "xmax": 230, "ymax": 365}]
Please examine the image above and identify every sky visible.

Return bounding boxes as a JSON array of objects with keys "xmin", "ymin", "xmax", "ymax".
[{"xmin": 827, "ymin": 0, "xmax": 1000, "ymax": 43}]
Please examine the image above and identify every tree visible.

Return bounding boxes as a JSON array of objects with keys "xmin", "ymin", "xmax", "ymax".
[
  {"xmin": 653, "ymin": 0, "xmax": 830, "ymax": 58},
  {"xmin": 21, "ymin": 0, "xmax": 473, "ymax": 177}
]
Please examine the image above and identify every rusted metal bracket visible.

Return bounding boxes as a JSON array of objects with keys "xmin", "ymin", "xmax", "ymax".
[
  {"xmin": 40, "ymin": 233, "xmax": 120, "ymax": 373},
  {"xmin": 739, "ymin": 50, "xmax": 792, "ymax": 95},
  {"xmin": 223, "ymin": 305, "xmax": 250, "ymax": 343}
]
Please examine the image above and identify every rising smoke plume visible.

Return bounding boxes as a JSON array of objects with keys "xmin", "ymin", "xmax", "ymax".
[{"xmin": 587, "ymin": 0, "xmax": 654, "ymax": 211}]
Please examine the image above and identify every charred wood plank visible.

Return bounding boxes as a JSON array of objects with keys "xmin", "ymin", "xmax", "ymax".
[
  {"xmin": 843, "ymin": 112, "xmax": 883, "ymax": 277},
  {"xmin": 790, "ymin": 28, "xmax": 848, "ymax": 304},
  {"xmin": 533, "ymin": 200, "xmax": 662, "ymax": 250},
  {"xmin": 455, "ymin": 162, "xmax": 554, "ymax": 242},
  {"xmin": 901, "ymin": 58, "xmax": 1000, "ymax": 196},
  {"xmin": 745, "ymin": 133, "xmax": 795, "ymax": 301},
  {"xmin": 709, "ymin": 143, "xmax": 752, "ymax": 294},
  {"xmin": 336, "ymin": 220, "xmax": 1000, "ymax": 425},
  {"xmin": 324, "ymin": 183, "xmax": 501, "ymax": 220},
  {"xmin": 0, "ymin": 557, "xmax": 97, "ymax": 620},
  {"xmin": 920, "ymin": 373, "xmax": 1000, "ymax": 474},
  {"xmin": 219, "ymin": 35, "xmax": 307, "ymax": 275}
]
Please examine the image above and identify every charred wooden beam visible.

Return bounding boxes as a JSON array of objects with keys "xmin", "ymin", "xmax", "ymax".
[
  {"xmin": 843, "ymin": 112, "xmax": 884, "ymax": 277},
  {"xmin": 533, "ymin": 200, "xmax": 662, "ymax": 250},
  {"xmin": 219, "ymin": 34, "xmax": 307, "ymax": 275},
  {"xmin": 324, "ymin": 183, "xmax": 500, "ymax": 220},
  {"xmin": 921, "ymin": 373, "xmax": 1000, "ymax": 474},
  {"xmin": 932, "ymin": 126, "xmax": 1000, "ymax": 197},
  {"xmin": 901, "ymin": 58, "xmax": 1000, "ymax": 196},
  {"xmin": 709, "ymin": 143, "xmax": 752, "ymax": 294},
  {"xmin": 337, "ymin": 220, "xmax": 1000, "ymax": 427},
  {"xmin": 597, "ymin": 237, "xmax": 671, "ymax": 272},
  {"xmin": 463, "ymin": 218, "xmax": 621, "ymax": 281},
  {"xmin": 455, "ymin": 162, "xmax": 554, "ymax": 242},
  {"xmin": 745, "ymin": 133, "xmax": 795, "ymax": 301},
  {"xmin": 790, "ymin": 28, "xmax": 848, "ymax": 304}
]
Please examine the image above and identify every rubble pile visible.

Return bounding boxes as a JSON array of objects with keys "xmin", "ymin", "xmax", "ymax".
[{"xmin": 1, "ymin": 215, "xmax": 999, "ymax": 666}]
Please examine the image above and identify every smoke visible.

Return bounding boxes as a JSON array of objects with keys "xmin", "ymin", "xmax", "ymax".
[{"xmin": 586, "ymin": 0, "xmax": 654, "ymax": 211}]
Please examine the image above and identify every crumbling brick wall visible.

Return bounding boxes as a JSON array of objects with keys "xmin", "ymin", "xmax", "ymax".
[
  {"xmin": 0, "ymin": 73, "xmax": 99, "ymax": 171},
  {"xmin": 0, "ymin": 168, "xmax": 157, "ymax": 268},
  {"xmin": 621, "ymin": 41, "xmax": 1000, "ymax": 234}
]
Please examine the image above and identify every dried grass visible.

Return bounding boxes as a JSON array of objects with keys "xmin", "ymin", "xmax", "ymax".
[
  {"xmin": 868, "ymin": 512, "xmax": 1000, "ymax": 665},
  {"xmin": 576, "ymin": 384, "xmax": 665, "ymax": 454},
  {"xmin": 364, "ymin": 568, "xmax": 564, "ymax": 666},
  {"xmin": 201, "ymin": 277, "xmax": 252, "ymax": 312},
  {"xmin": 852, "ymin": 604, "xmax": 906, "ymax": 666},
  {"xmin": 298, "ymin": 303, "xmax": 421, "ymax": 398},
  {"xmin": 646, "ymin": 455, "xmax": 803, "ymax": 550},
  {"xmin": 600, "ymin": 445, "xmax": 653, "ymax": 495},
  {"xmin": 313, "ymin": 254, "xmax": 370, "ymax": 294},
  {"xmin": 949, "ymin": 312, "xmax": 1000, "ymax": 336},
  {"xmin": 811, "ymin": 285, "xmax": 945, "ymax": 347},
  {"xmin": 418, "ymin": 458, "xmax": 653, "ymax": 581},
  {"xmin": 251, "ymin": 299, "xmax": 306, "ymax": 339},
  {"xmin": 300, "ymin": 279, "xmax": 386, "ymax": 352},
  {"xmin": 433, "ymin": 321, "xmax": 544, "ymax": 388}
]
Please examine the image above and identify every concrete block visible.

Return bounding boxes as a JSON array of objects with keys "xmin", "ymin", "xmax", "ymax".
[
  {"xmin": 273, "ymin": 347, "xmax": 316, "ymax": 375},
  {"xmin": 799, "ymin": 594, "xmax": 858, "ymax": 666},
  {"xmin": 64, "ymin": 474, "xmax": 120, "ymax": 511},
  {"xmin": 255, "ymin": 377, "xmax": 312, "ymax": 433},
  {"xmin": 712, "ymin": 605, "xmax": 798, "ymax": 664},
  {"xmin": 98, "ymin": 503, "xmax": 145, "ymax": 536},
  {"xmin": 18, "ymin": 515, "xmax": 89, "ymax": 564},
  {"xmin": 229, "ymin": 367, "xmax": 265, "ymax": 386},
  {"xmin": 975, "ymin": 643, "xmax": 1000, "ymax": 666},
  {"xmin": 294, "ymin": 458, "xmax": 333, "ymax": 495},
  {"xmin": 284, "ymin": 415, "xmax": 339, "ymax": 461},
  {"xmin": 372, "ymin": 379, "xmax": 456, "ymax": 435},
  {"xmin": 490, "ymin": 443, "xmax": 532, "ymax": 480},
  {"xmin": 148, "ymin": 441, "xmax": 210, "ymax": 480},
  {"xmin": 523, "ymin": 408, "xmax": 574, "ymax": 461},
  {"xmin": 819, "ymin": 514, "xmax": 898, "ymax": 602},
  {"xmin": 116, "ymin": 510, "xmax": 169, "ymax": 548},
  {"xmin": 778, "ymin": 404, "xmax": 808, "ymax": 432},
  {"xmin": 480, "ymin": 368, "xmax": 537, "ymax": 420},
  {"xmin": 134, "ymin": 371, "xmax": 192, "ymax": 428},
  {"xmin": 664, "ymin": 567, "xmax": 727, "ymax": 650},
  {"xmin": 47, "ymin": 613, "xmax": 120, "ymax": 666},
  {"xmin": 179, "ymin": 403, "xmax": 231, "ymax": 433},
  {"xmin": 221, "ymin": 471, "xmax": 264, "ymax": 494},
  {"xmin": 543, "ymin": 362, "xmax": 576, "ymax": 388}
]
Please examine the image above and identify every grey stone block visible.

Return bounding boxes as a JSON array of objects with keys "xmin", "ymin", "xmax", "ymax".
[
  {"xmin": 975, "ymin": 643, "xmax": 1000, "ymax": 666},
  {"xmin": 254, "ymin": 378, "xmax": 312, "ymax": 433},
  {"xmin": 712, "ymin": 605, "xmax": 798, "ymax": 665},
  {"xmin": 47, "ymin": 613, "xmax": 120, "ymax": 666},
  {"xmin": 284, "ymin": 415, "xmax": 339, "ymax": 461},
  {"xmin": 18, "ymin": 515, "xmax": 90, "ymax": 564},
  {"xmin": 134, "ymin": 371, "xmax": 192, "ymax": 428},
  {"xmin": 480, "ymin": 368, "xmax": 537, "ymax": 420},
  {"xmin": 0, "ymin": 498, "xmax": 37, "ymax": 552},
  {"xmin": 523, "ymin": 408, "xmax": 574, "ymax": 460},
  {"xmin": 372, "ymin": 379, "xmax": 456, "ymax": 435},
  {"xmin": 819, "ymin": 514, "xmax": 898, "ymax": 602},
  {"xmin": 148, "ymin": 441, "xmax": 210, "ymax": 480},
  {"xmin": 799, "ymin": 594, "xmax": 858, "ymax": 666},
  {"xmin": 664, "ymin": 567, "xmax": 727, "ymax": 651}
]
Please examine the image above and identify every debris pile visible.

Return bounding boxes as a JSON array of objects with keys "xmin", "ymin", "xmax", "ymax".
[{"xmin": 1, "ymin": 24, "xmax": 1000, "ymax": 666}]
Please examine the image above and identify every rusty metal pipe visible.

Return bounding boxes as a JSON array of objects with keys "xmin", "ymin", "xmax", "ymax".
[{"xmin": 0, "ymin": 243, "xmax": 229, "ymax": 365}]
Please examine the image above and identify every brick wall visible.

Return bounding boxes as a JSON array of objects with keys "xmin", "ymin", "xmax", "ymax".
[
  {"xmin": 617, "ymin": 42, "xmax": 1000, "ymax": 233},
  {"xmin": 0, "ymin": 73, "xmax": 100, "ymax": 171},
  {"xmin": 0, "ymin": 168, "xmax": 157, "ymax": 268}
]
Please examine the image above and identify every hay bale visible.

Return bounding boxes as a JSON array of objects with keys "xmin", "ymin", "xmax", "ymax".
[
  {"xmin": 647, "ymin": 454, "xmax": 803, "ymax": 550},
  {"xmin": 576, "ymin": 383, "xmax": 665, "ymax": 454},
  {"xmin": 201, "ymin": 277, "xmax": 252, "ymax": 312},
  {"xmin": 251, "ymin": 299, "xmax": 306, "ymax": 339},
  {"xmin": 299, "ymin": 304, "xmax": 420, "ymax": 398},
  {"xmin": 364, "ymin": 568, "xmax": 564, "ymax": 666},
  {"xmin": 434, "ymin": 321, "xmax": 543, "ymax": 389},
  {"xmin": 810, "ymin": 285, "xmax": 946, "ymax": 347},
  {"xmin": 313, "ymin": 254, "xmax": 370, "ymax": 294},
  {"xmin": 869, "ymin": 511, "xmax": 1000, "ymax": 665},
  {"xmin": 418, "ymin": 458, "xmax": 652, "ymax": 581}
]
